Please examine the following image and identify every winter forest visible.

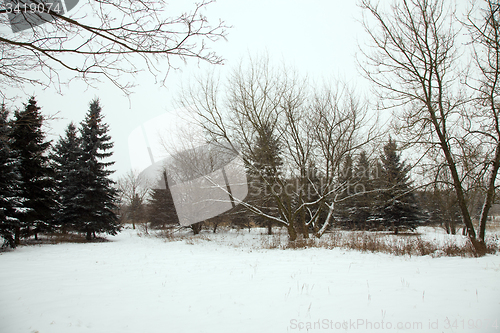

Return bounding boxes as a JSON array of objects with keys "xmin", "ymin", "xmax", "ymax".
[{"xmin": 1, "ymin": 0, "xmax": 500, "ymax": 332}]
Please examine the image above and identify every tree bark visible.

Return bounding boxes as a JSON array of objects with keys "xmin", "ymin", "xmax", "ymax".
[
  {"xmin": 427, "ymin": 104, "xmax": 477, "ymax": 240},
  {"xmin": 287, "ymin": 223, "xmax": 297, "ymax": 242},
  {"xmin": 191, "ymin": 222, "xmax": 202, "ymax": 235},
  {"xmin": 15, "ymin": 227, "xmax": 20, "ymax": 245},
  {"xmin": 478, "ymin": 143, "xmax": 500, "ymax": 242}
]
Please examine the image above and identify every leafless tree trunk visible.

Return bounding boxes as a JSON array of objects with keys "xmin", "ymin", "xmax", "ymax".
[
  {"xmin": 359, "ymin": 0, "xmax": 500, "ymax": 253},
  {"xmin": 465, "ymin": 0, "xmax": 500, "ymax": 243}
]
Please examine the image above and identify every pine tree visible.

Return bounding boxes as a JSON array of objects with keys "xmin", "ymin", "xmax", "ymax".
[
  {"xmin": 78, "ymin": 99, "xmax": 120, "ymax": 240},
  {"xmin": 0, "ymin": 105, "xmax": 23, "ymax": 248},
  {"xmin": 372, "ymin": 138, "xmax": 421, "ymax": 233},
  {"xmin": 10, "ymin": 97, "xmax": 56, "ymax": 242},
  {"xmin": 51, "ymin": 123, "xmax": 83, "ymax": 233}
]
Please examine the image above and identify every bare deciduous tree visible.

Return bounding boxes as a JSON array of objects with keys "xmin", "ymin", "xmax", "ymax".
[
  {"xmin": 0, "ymin": 0, "xmax": 229, "ymax": 96},
  {"xmin": 359, "ymin": 0, "xmax": 500, "ymax": 253},
  {"xmin": 116, "ymin": 169, "xmax": 150, "ymax": 228},
  {"xmin": 308, "ymin": 83, "xmax": 381, "ymax": 237},
  {"xmin": 465, "ymin": 0, "xmax": 500, "ymax": 243},
  {"xmin": 177, "ymin": 57, "xmax": 380, "ymax": 241}
]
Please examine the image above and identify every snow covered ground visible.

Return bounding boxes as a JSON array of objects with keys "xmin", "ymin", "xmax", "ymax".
[{"xmin": 1, "ymin": 227, "xmax": 499, "ymax": 333}]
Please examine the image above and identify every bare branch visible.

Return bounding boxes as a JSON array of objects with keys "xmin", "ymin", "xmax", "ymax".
[{"xmin": 0, "ymin": 0, "xmax": 229, "ymax": 97}]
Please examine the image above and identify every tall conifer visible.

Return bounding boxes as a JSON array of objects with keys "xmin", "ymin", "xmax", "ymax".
[
  {"xmin": 10, "ymin": 97, "xmax": 55, "ymax": 241},
  {"xmin": 246, "ymin": 123, "xmax": 283, "ymax": 234},
  {"xmin": 351, "ymin": 151, "xmax": 376, "ymax": 230},
  {"xmin": 51, "ymin": 123, "xmax": 83, "ymax": 232},
  {"xmin": 78, "ymin": 99, "xmax": 120, "ymax": 240},
  {"xmin": 0, "ymin": 105, "xmax": 23, "ymax": 248},
  {"xmin": 372, "ymin": 138, "xmax": 421, "ymax": 233}
]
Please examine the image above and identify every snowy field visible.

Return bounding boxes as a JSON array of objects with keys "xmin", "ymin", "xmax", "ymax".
[{"xmin": 1, "ymin": 227, "xmax": 499, "ymax": 333}]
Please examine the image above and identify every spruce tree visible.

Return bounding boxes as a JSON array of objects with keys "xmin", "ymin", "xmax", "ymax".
[
  {"xmin": 129, "ymin": 194, "xmax": 145, "ymax": 223},
  {"xmin": 372, "ymin": 138, "xmax": 421, "ymax": 233},
  {"xmin": 78, "ymin": 99, "xmax": 120, "ymax": 240},
  {"xmin": 51, "ymin": 123, "xmax": 83, "ymax": 233},
  {"xmin": 336, "ymin": 154, "xmax": 355, "ymax": 229},
  {"xmin": 0, "ymin": 105, "xmax": 23, "ymax": 248},
  {"xmin": 148, "ymin": 170, "xmax": 179, "ymax": 229},
  {"xmin": 148, "ymin": 190, "xmax": 179, "ymax": 229},
  {"xmin": 351, "ymin": 151, "xmax": 376, "ymax": 230},
  {"xmin": 246, "ymin": 123, "xmax": 283, "ymax": 234},
  {"xmin": 10, "ymin": 97, "xmax": 56, "ymax": 241}
]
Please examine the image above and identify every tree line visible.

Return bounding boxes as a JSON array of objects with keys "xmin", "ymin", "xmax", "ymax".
[
  {"xmin": 165, "ymin": 0, "xmax": 500, "ymax": 255},
  {"xmin": 113, "ymin": 65, "xmax": 424, "ymax": 239},
  {"xmin": 0, "ymin": 97, "xmax": 120, "ymax": 248},
  {"xmin": 110, "ymin": 0, "xmax": 500, "ymax": 257},
  {"xmin": 3, "ymin": 0, "xmax": 499, "ymax": 257},
  {"xmin": 116, "ymin": 119, "xmax": 429, "ymax": 238}
]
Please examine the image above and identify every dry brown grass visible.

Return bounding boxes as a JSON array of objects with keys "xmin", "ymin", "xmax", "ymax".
[
  {"xmin": 234, "ymin": 227, "xmax": 500, "ymax": 257},
  {"xmin": 20, "ymin": 232, "xmax": 110, "ymax": 245},
  {"xmin": 282, "ymin": 230, "xmax": 500, "ymax": 257},
  {"xmin": 152, "ymin": 224, "xmax": 500, "ymax": 257},
  {"xmin": 154, "ymin": 227, "xmax": 212, "ymax": 244}
]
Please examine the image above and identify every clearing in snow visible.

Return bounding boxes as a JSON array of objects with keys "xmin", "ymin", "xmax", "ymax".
[{"xmin": 0, "ymin": 227, "xmax": 499, "ymax": 333}]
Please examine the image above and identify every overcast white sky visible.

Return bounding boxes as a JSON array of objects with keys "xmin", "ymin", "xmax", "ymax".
[{"xmin": 4, "ymin": 0, "xmax": 370, "ymax": 178}]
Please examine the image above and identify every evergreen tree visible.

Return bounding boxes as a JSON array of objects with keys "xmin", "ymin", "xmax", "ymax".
[
  {"xmin": 372, "ymin": 138, "xmax": 421, "ymax": 233},
  {"xmin": 246, "ymin": 122, "xmax": 283, "ymax": 234},
  {"xmin": 0, "ymin": 105, "xmax": 23, "ymax": 248},
  {"xmin": 252, "ymin": 124, "xmax": 283, "ymax": 180},
  {"xmin": 51, "ymin": 123, "xmax": 83, "ymax": 233},
  {"xmin": 336, "ymin": 154, "xmax": 355, "ymax": 229},
  {"xmin": 148, "ymin": 173, "xmax": 179, "ymax": 229},
  {"xmin": 351, "ymin": 151, "xmax": 376, "ymax": 230},
  {"xmin": 10, "ymin": 97, "xmax": 56, "ymax": 241},
  {"xmin": 129, "ymin": 193, "xmax": 145, "ymax": 223},
  {"xmin": 78, "ymin": 99, "xmax": 120, "ymax": 240}
]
